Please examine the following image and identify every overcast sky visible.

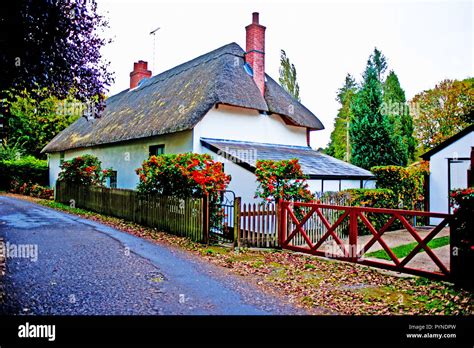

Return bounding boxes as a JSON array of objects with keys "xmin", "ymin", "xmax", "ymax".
[{"xmin": 97, "ymin": 0, "xmax": 473, "ymax": 149}]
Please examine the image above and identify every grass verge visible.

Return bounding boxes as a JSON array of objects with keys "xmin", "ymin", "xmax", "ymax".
[{"xmin": 365, "ymin": 236, "xmax": 450, "ymax": 260}]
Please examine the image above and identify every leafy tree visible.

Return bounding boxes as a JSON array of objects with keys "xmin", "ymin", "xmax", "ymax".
[
  {"xmin": 3, "ymin": 88, "xmax": 82, "ymax": 158},
  {"xmin": 279, "ymin": 50, "xmax": 301, "ymax": 101},
  {"xmin": 349, "ymin": 61, "xmax": 405, "ymax": 169},
  {"xmin": 370, "ymin": 47, "xmax": 388, "ymax": 82},
  {"xmin": 0, "ymin": 0, "xmax": 113, "ymax": 129},
  {"xmin": 326, "ymin": 74, "xmax": 357, "ymax": 161},
  {"xmin": 411, "ymin": 78, "xmax": 474, "ymax": 154},
  {"xmin": 382, "ymin": 70, "xmax": 416, "ymax": 162}
]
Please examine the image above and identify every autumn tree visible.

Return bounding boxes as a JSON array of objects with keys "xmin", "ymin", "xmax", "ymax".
[
  {"xmin": 279, "ymin": 50, "xmax": 301, "ymax": 101},
  {"xmin": 411, "ymin": 78, "xmax": 474, "ymax": 154},
  {"xmin": 326, "ymin": 74, "xmax": 358, "ymax": 161}
]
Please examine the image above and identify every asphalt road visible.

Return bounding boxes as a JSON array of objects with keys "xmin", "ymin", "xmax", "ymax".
[{"xmin": 0, "ymin": 196, "xmax": 305, "ymax": 315}]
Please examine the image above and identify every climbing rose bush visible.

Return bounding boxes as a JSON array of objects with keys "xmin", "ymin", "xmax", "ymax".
[
  {"xmin": 450, "ymin": 187, "xmax": 474, "ymax": 213},
  {"xmin": 136, "ymin": 153, "xmax": 231, "ymax": 236},
  {"xmin": 135, "ymin": 153, "xmax": 231, "ymax": 198},
  {"xmin": 58, "ymin": 154, "xmax": 112, "ymax": 186},
  {"xmin": 255, "ymin": 159, "xmax": 314, "ymax": 203}
]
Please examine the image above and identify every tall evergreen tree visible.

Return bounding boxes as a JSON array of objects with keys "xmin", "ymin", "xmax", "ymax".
[
  {"xmin": 279, "ymin": 50, "xmax": 301, "ymax": 101},
  {"xmin": 326, "ymin": 74, "xmax": 357, "ymax": 161},
  {"xmin": 383, "ymin": 70, "xmax": 415, "ymax": 162},
  {"xmin": 370, "ymin": 48, "xmax": 388, "ymax": 82},
  {"xmin": 349, "ymin": 60, "xmax": 405, "ymax": 169}
]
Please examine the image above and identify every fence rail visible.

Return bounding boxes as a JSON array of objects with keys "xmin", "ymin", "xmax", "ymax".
[
  {"xmin": 279, "ymin": 201, "xmax": 452, "ymax": 280},
  {"xmin": 236, "ymin": 195, "xmax": 350, "ymax": 248},
  {"xmin": 55, "ymin": 182, "xmax": 206, "ymax": 242}
]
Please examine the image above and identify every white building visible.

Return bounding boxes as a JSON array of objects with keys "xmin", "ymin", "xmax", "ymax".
[
  {"xmin": 42, "ymin": 13, "xmax": 374, "ymax": 203},
  {"xmin": 421, "ymin": 124, "xmax": 474, "ymax": 224}
]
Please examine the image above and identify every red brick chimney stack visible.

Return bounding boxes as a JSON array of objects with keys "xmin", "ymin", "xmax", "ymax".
[
  {"xmin": 245, "ymin": 12, "xmax": 266, "ymax": 96},
  {"xmin": 130, "ymin": 60, "xmax": 152, "ymax": 89}
]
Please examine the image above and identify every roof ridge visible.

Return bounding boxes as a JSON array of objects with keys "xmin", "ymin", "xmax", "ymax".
[
  {"xmin": 133, "ymin": 43, "xmax": 243, "ymax": 93},
  {"xmin": 200, "ymin": 137, "xmax": 313, "ymax": 150}
]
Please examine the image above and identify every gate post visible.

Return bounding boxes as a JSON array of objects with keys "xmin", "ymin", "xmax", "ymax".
[
  {"xmin": 349, "ymin": 208, "xmax": 358, "ymax": 261},
  {"xmin": 233, "ymin": 197, "xmax": 241, "ymax": 249},
  {"xmin": 202, "ymin": 194, "xmax": 210, "ymax": 245},
  {"xmin": 278, "ymin": 201, "xmax": 287, "ymax": 247}
]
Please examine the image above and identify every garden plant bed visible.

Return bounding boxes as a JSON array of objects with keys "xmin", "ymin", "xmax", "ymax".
[{"xmin": 3, "ymin": 193, "xmax": 473, "ymax": 315}]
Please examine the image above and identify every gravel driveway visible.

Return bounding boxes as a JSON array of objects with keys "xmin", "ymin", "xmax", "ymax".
[{"xmin": 0, "ymin": 196, "xmax": 306, "ymax": 315}]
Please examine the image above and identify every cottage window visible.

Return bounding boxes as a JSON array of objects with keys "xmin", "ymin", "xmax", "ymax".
[
  {"xmin": 149, "ymin": 144, "xmax": 165, "ymax": 157},
  {"xmin": 108, "ymin": 171, "xmax": 117, "ymax": 189},
  {"xmin": 59, "ymin": 151, "xmax": 65, "ymax": 164}
]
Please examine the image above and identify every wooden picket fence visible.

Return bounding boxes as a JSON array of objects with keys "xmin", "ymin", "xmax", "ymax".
[
  {"xmin": 239, "ymin": 202, "xmax": 278, "ymax": 248},
  {"xmin": 55, "ymin": 182, "xmax": 207, "ymax": 243}
]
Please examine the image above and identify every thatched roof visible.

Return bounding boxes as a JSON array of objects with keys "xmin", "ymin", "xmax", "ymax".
[
  {"xmin": 42, "ymin": 43, "xmax": 324, "ymax": 153},
  {"xmin": 201, "ymin": 138, "xmax": 374, "ymax": 179}
]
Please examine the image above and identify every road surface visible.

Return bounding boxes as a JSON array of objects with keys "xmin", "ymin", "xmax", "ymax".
[{"xmin": 0, "ymin": 196, "xmax": 305, "ymax": 315}]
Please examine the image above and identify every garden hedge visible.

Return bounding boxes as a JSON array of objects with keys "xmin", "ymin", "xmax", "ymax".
[
  {"xmin": 371, "ymin": 165, "xmax": 427, "ymax": 210},
  {"xmin": 0, "ymin": 156, "xmax": 48, "ymax": 190}
]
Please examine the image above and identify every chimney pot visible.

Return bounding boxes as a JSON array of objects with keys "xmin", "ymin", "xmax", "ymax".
[
  {"xmin": 245, "ymin": 12, "xmax": 266, "ymax": 96},
  {"xmin": 130, "ymin": 60, "xmax": 152, "ymax": 89}
]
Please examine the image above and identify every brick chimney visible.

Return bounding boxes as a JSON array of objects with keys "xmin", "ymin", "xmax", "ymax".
[
  {"xmin": 130, "ymin": 60, "xmax": 152, "ymax": 89},
  {"xmin": 245, "ymin": 12, "xmax": 266, "ymax": 96}
]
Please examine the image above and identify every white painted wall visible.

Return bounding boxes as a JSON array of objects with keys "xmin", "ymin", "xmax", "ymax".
[
  {"xmin": 48, "ymin": 131, "xmax": 193, "ymax": 189},
  {"xmin": 308, "ymin": 179, "xmax": 376, "ymax": 197},
  {"xmin": 48, "ymin": 153, "xmax": 61, "ymax": 188},
  {"xmin": 192, "ymin": 104, "xmax": 308, "ymax": 150},
  {"xmin": 202, "ymin": 147, "xmax": 259, "ymax": 203},
  {"xmin": 428, "ymin": 130, "xmax": 473, "ymax": 225}
]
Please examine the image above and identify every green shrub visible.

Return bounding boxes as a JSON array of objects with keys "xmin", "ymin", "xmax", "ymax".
[
  {"xmin": 0, "ymin": 156, "xmax": 48, "ymax": 190},
  {"xmin": 371, "ymin": 164, "xmax": 427, "ymax": 210},
  {"xmin": 344, "ymin": 188, "xmax": 398, "ymax": 235},
  {"xmin": 0, "ymin": 141, "xmax": 25, "ymax": 161},
  {"xmin": 58, "ymin": 154, "xmax": 111, "ymax": 186}
]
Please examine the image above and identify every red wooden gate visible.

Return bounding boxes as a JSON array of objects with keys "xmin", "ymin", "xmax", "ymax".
[{"xmin": 279, "ymin": 201, "xmax": 452, "ymax": 280}]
